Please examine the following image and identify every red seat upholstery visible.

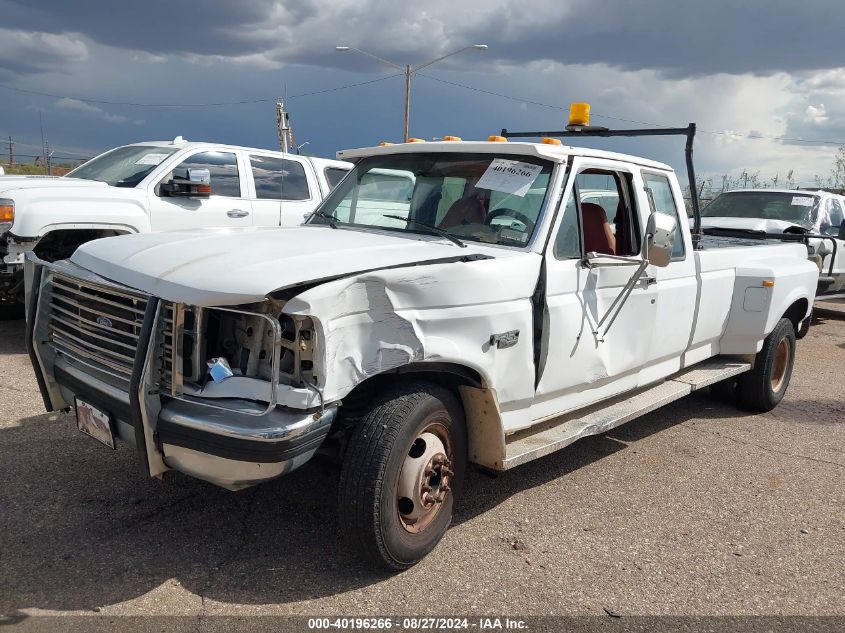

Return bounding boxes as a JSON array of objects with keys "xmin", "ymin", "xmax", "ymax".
[{"xmin": 581, "ymin": 202, "xmax": 616, "ymax": 255}]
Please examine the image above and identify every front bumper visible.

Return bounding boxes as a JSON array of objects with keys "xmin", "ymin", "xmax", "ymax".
[{"xmin": 26, "ymin": 256, "xmax": 335, "ymax": 490}]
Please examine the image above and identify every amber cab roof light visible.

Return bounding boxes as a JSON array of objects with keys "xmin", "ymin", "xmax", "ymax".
[{"xmin": 568, "ymin": 102, "xmax": 591, "ymax": 127}]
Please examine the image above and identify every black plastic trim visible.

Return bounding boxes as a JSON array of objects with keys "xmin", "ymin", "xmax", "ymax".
[
  {"xmin": 53, "ymin": 365, "xmax": 131, "ymax": 421},
  {"xmin": 128, "ymin": 298, "xmax": 159, "ymax": 477},
  {"xmin": 25, "ymin": 264, "xmax": 53, "ymax": 412},
  {"xmin": 156, "ymin": 416, "xmax": 331, "ymax": 464}
]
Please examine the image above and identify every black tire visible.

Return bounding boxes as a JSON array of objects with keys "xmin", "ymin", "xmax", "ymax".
[
  {"xmin": 737, "ymin": 318, "xmax": 796, "ymax": 412},
  {"xmin": 338, "ymin": 380, "xmax": 467, "ymax": 571}
]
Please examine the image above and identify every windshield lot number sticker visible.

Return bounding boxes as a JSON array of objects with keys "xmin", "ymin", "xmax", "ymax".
[
  {"xmin": 135, "ymin": 153, "xmax": 169, "ymax": 166},
  {"xmin": 791, "ymin": 196, "xmax": 814, "ymax": 206},
  {"xmin": 477, "ymin": 159, "xmax": 543, "ymax": 197}
]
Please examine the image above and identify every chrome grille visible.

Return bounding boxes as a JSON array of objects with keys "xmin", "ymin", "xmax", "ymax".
[
  {"xmin": 160, "ymin": 302, "xmax": 175, "ymax": 391},
  {"xmin": 48, "ymin": 273, "xmax": 149, "ymax": 385}
]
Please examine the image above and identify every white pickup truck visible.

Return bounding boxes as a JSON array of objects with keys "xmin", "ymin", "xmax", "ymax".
[
  {"xmin": 25, "ymin": 128, "xmax": 818, "ymax": 570},
  {"xmin": 0, "ymin": 138, "xmax": 350, "ymax": 312},
  {"xmin": 700, "ymin": 188, "xmax": 845, "ymax": 299}
]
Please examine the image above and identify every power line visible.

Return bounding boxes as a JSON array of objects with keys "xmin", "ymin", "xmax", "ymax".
[
  {"xmin": 417, "ymin": 73, "xmax": 663, "ymax": 127},
  {"xmin": 418, "ymin": 73, "xmax": 845, "ymax": 146},
  {"xmin": 4, "ymin": 70, "xmax": 844, "ymax": 147},
  {"xmin": 0, "ymin": 73, "xmax": 403, "ymax": 108}
]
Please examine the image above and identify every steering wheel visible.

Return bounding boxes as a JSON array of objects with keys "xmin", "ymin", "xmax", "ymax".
[{"xmin": 484, "ymin": 208, "xmax": 535, "ymax": 232}]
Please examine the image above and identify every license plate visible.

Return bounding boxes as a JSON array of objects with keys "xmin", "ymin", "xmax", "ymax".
[{"xmin": 75, "ymin": 398, "xmax": 115, "ymax": 449}]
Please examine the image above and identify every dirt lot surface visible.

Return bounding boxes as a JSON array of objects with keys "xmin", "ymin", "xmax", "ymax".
[{"xmin": 1, "ymin": 311, "xmax": 843, "ymax": 621}]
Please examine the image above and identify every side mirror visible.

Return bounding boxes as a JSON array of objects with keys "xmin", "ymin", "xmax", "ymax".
[
  {"xmin": 645, "ymin": 211, "xmax": 677, "ymax": 268},
  {"xmin": 839, "ymin": 222, "xmax": 845, "ymax": 240},
  {"xmin": 160, "ymin": 168, "xmax": 212, "ymax": 199}
]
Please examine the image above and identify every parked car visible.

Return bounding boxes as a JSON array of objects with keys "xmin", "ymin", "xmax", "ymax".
[
  {"xmin": 26, "ymin": 133, "xmax": 817, "ymax": 570},
  {"xmin": 0, "ymin": 138, "xmax": 351, "ymax": 312},
  {"xmin": 700, "ymin": 189, "xmax": 845, "ymax": 299}
]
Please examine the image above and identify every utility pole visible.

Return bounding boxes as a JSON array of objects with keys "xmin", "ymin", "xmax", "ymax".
[
  {"xmin": 39, "ymin": 111, "xmax": 49, "ymax": 175},
  {"xmin": 6, "ymin": 136, "xmax": 13, "ymax": 166},
  {"xmin": 276, "ymin": 100, "xmax": 291, "ymax": 153}
]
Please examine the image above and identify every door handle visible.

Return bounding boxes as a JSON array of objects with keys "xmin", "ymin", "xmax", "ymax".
[
  {"xmin": 640, "ymin": 274, "xmax": 657, "ymax": 285},
  {"xmin": 227, "ymin": 209, "xmax": 250, "ymax": 218}
]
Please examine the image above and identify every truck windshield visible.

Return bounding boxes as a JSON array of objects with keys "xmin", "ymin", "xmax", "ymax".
[
  {"xmin": 308, "ymin": 152, "xmax": 554, "ymax": 247},
  {"xmin": 66, "ymin": 145, "xmax": 179, "ymax": 187},
  {"xmin": 702, "ymin": 191, "xmax": 819, "ymax": 227}
]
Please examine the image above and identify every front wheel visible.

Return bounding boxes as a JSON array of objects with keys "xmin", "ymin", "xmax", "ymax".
[
  {"xmin": 338, "ymin": 381, "xmax": 467, "ymax": 571},
  {"xmin": 737, "ymin": 318, "xmax": 796, "ymax": 412}
]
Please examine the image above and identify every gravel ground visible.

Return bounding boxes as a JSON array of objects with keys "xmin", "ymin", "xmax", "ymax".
[{"xmin": 0, "ymin": 312, "xmax": 843, "ymax": 620}]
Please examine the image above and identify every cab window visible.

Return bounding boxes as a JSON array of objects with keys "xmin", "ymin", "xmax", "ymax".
[
  {"xmin": 554, "ymin": 168, "xmax": 640, "ymax": 259},
  {"xmin": 324, "ymin": 167, "xmax": 349, "ymax": 189},
  {"xmin": 642, "ymin": 172, "xmax": 685, "ymax": 259},
  {"xmin": 167, "ymin": 151, "xmax": 240, "ymax": 197},
  {"xmin": 826, "ymin": 197, "xmax": 844, "ymax": 234},
  {"xmin": 249, "ymin": 155, "xmax": 310, "ymax": 201}
]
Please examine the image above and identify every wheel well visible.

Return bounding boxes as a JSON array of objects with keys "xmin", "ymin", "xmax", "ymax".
[
  {"xmin": 33, "ymin": 229, "xmax": 128, "ymax": 262},
  {"xmin": 322, "ymin": 363, "xmax": 485, "ymax": 460},
  {"xmin": 340, "ymin": 362, "xmax": 483, "ymax": 417},
  {"xmin": 782, "ymin": 298, "xmax": 809, "ymax": 331}
]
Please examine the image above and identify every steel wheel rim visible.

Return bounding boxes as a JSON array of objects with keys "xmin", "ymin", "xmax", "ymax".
[
  {"xmin": 396, "ymin": 419, "xmax": 453, "ymax": 534},
  {"xmin": 771, "ymin": 338, "xmax": 790, "ymax": 392}
]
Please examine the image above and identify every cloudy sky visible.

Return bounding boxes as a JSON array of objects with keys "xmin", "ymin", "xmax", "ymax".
[{"xmin": 2, "ymin": 0, "xmax": 845, "ymax": 186}]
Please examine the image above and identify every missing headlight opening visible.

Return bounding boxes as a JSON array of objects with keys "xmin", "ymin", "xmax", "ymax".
[{"xmin": 161, "ymin": 301, "xmax": 316, "ymax": 400}]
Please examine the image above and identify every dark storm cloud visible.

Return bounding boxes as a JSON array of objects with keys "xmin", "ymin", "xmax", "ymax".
[
  {"xmin": 1, "ymin": 0, "xmax": 843, "ymax": 77},
  {"xmin": 0, "ymin": 0, "xmax": 317, "ymax": 57},
  {"xmin": 461, "ymin": 0, "xmax": 845, "ymax": 77}
]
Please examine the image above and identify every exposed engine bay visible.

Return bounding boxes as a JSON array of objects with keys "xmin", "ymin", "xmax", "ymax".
[{"xmin": 168, "ymin": 299, "xmax": 317, "ymax": 401}]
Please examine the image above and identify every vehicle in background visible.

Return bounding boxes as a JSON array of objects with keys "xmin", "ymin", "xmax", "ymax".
[
  {"xmin": 0, "ymin": 138, "xmax": 351, "ymax": 313},
  {"xmin": 700, "ymin": 189, "xmax": 845, "ymax": 299},
  {"xmin": 26, "ymin": 113, "xmax": 818, "ymax": 570}
]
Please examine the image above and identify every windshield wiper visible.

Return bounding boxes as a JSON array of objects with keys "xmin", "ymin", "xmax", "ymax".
[
  {"xmin": 382, "ymin": 215, "xmax": 466, "ymax": 248},
  {"xmin": 311, "ymin": 210, "xmax": 338, "ymax": 229}
]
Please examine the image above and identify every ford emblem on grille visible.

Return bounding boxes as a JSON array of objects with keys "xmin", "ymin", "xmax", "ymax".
[{"xmin": 96, "ymin": 316, "xmax": 113, "ymax": 328}]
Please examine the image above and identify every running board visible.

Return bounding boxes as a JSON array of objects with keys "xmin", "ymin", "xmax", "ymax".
[{"xmin": 503, "ymin": 358, "xmax": 751, "ymax": 469}]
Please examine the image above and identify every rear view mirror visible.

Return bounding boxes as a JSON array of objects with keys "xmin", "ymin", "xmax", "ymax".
[
  {"xmin": 645, "ymin": 212, "xmax": 677, "ymax": 267},
  {"xmin": 160, "ymin": 168, "xmax": 212, "ymax": 199}
]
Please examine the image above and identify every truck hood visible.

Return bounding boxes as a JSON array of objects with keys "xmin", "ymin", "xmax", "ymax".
[
  {"xmin": 71, "ymin": 226, "xmax": 507, "ymax": 306},
  {"xmin": 0, "ymin": 176, "xmax": 109, "ymax": 195},
  {"xmin": 699, "ymin": 216, "xmax": 809, "ymax": 233}
]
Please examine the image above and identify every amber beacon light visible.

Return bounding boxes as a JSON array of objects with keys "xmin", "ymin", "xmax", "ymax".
[{"xmin": 568, "ymin": 102, "xmax": 591, "ymax": 127}]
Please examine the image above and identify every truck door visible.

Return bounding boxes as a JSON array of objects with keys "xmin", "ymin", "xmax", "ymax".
[
  {"xmin": 149, "ymin": 150, "xmax": 252, "ymax": 230},
  {"xmin": 639, "ymin": 170, "xmax": 697, "ymax": 369},
  {"xmin": 535, "ymin": 159, "xmax": 658, "ymax": 417},
  {"xmin": 246, "ymin": 154, "xmax": 319, "ymax": 227}
]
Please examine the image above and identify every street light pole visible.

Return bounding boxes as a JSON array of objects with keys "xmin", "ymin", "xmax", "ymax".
[
  {"xmin": 403, "ymin": 64, "xmax": 411, "ymax": 142},
  {"xmin": 336, "ymin": 45, "xmax": 487, "ymax": 141}
]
